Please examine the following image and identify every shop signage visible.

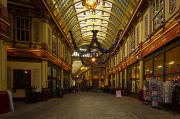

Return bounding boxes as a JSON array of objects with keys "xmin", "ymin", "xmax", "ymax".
[
  {"xmin": 143, "ymin": 24, "xmax": 180, "ymax": 57},
  {"xmin": 8, "ymin": 50, "xmax": 41, "ymax": 58}
]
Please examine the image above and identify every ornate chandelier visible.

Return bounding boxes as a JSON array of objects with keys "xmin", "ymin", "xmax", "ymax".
[{"xmin": 82, "ymin": 0, "xmax": 98, "ymax": 11}]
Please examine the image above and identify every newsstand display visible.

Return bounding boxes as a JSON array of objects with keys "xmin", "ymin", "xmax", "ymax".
[
  {"xmin": 143, "ymin": 77, "xmax": 180, "ymax": 112},
  {"xmin": 151, "ymin": 78, "xmax": 158, "ymax": 107}
]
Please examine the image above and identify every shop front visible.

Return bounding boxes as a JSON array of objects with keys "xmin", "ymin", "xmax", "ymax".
[
  {"xmin": 48, "ymin": 63, "xmax": 61, "ymax": 97},
  {"xmin": 143, "ymin": 37, "xmax": 180, "ymax": 111},
  {"xmin": 127, "ymin": 62, "xmax": 140, "ymax": 98},
  {"xmin": 63, "ymin": 70, "xmax": 70, "ymax": 94},
  {"xmin": 121, "ymin": 70, "xmax": 126, "ymax": 96}
]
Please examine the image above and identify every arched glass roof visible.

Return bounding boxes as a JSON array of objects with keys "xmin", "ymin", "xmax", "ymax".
[{"xmin": 44, "ymin": 0, "xmax": 140, "ymax": 49}]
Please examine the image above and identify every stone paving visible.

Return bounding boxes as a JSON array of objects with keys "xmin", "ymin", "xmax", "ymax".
[{"xmin": 0, "ymin": 92, "xmax": 180, "ymax": 119}]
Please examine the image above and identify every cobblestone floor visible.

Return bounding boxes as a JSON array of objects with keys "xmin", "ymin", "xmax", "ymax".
[{"xmin": 0, "ymin": 92, "xmax": 180, "ymax": 119}]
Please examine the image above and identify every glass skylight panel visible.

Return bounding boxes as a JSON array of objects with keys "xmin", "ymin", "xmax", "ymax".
[
  {"xmin": 106, "ymin": 7, "xmax": 111, "ymax": 11},
  {"xmin": 72, "ymin": 24, "xmax": 79, "ymax": 31},
  {"xmin": 96, "ymin": 26, "xmax": 101, "ymax": 29},
  {"xmin": 77, "ymin": 13, "xmax": 84, "ymax": 17},
  {"xmin": 105, "ymin": 1, "xmax": 112, "ymax": 6},
  {"xmin": 86, "ymin": 11, "xmax": 92, "ymax": 16},
  {"xmin": 96, "ymin": 11, "xmax": 102, "ymax": 15},
  {"xmin": 74, "ymin": 2, "xmax": 83, "ymax": 9},
  {"xmin": 103, "ymin": 20, "xmax": 108, "ymax": 24},
  {"xmin": 87, "ymin": 25, "xmax": 93, "ymax": 29},
  {"xmin": 101, "ymin": 27, "xmax": 107, "ymax": 32},
  {"xmin": 82, "ymin": 32, "xmax": 88, "ymax": 36},
  {"xmin": 81, "ymin": 27, "xmax": 86, "ymax": 30},
  {"xmin": 99, "ymin": 0, "xmax": 103, "ymax": 5},
  {"xmin": 96, "ymin": 19, "xmax": 101, "ymax": 22},
  {"xmin": 52, "ymin": 0, "xmax": 56, "ymax": 4},
  {"xmin": 80, "ymin": 21, "xmax": 86, "ymax": 24},
  {"xmin": 63, "ymin": 7, "xmax": 73, "ymax": 21},
  {"xmin": 103, "ymin": 12, "xmax": 110, "ymax": 16},
  {"xmin": 103, "ymin": 16, "xmax": 109, "ymax": 19}
]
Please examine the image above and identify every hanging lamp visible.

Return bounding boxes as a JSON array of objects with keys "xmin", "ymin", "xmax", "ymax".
[{"xmin": 82, "ymin": 0, "xmax": 98, "ymax": 11}]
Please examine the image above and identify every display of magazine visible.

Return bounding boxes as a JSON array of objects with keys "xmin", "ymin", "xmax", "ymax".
[{"xmin": 163, "ymin": 82, "xmax": 172, "ymax": 103}]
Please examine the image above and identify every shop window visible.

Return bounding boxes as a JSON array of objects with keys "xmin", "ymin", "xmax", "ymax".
[
  {"xmin": 145, "ymin": 59, "xmax": 153, "ymax": 78},
  {"xmin": 52, "ymin": 35, "xmax": 58, "ymax": 55},
  {"xmin": 132, "ymin": 67, "xmax": 136, "ymax": 80},
  {"xmin": 122, "ymin": 43, "xmax": 125, "ymax": 59},
  {"xmin": 136, "ymin": 65, "xmax": 140, "ymax": 91},
  {"xmin": 136, "ymin": 65, "xmax": 140, "ymax": 79},
  {"xmin": 152, "ymin": 0, "xmax": 164, "ymax": 31},
  {"xmin": 16, "ymin": 16, "xmax": 30, "ymax": 42},
  {"xmin": 128, "ymin": 63, "xmax": 140, "ymax": 93},
  {"xmin": 131, "ymin": 29, "xmax": 135, "ymax": 51},
  {"xmin": 136, "ymin": 26, "xmax": 139, "ymax": 45},
  {"xmin": 154, "ymin": 53, "xmax": 163, "ymax": 79},
  {"xmin": 127, "ymin": 69, "xmax": 131, "ymax": 82},
  {"xmin": 127, "ymin": 40, "xmax": 129, "ymax": 55},
  {"xmin": 144, "ymin": 15, "xmax": 148, "ymax": 39},
  {"xmin": 131, "ymin": 67, "xmax": 136, "ymax": 92},
  {"xmin": 165, "ymin": 45, "xmax": 180, "ymax": 80},
  {"xmin": 13, "ymin": 69, "xmax": 31, "ymax": 89},
  {"xmin": 169, "ymin": 0, "xmax": 176, "ymax": 14},
  {"xmin": 48, "ymin": 66, "xmax": 52, "ymax": 77}
]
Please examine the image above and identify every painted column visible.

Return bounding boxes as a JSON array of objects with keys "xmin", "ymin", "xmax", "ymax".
[
  {"xmin": 124, "ymin": 69, "xmax": 127, "ymax": 89},
  {"xmin": 90, "ymin": 79, "xmax": 92, "ymax": 86},
  {"xmin": 0, "ymin": 40, "xmax": 7, "ymax": 90},
  {"xmin": 0, "ymin": 0, "xmax": 9, "ymax": 91},
  {"xmin": 99, "ymin": 78, "xmax": 101, "ymax": 87},
  {"xmin": 41, "ymin": 20, "xmax": 48, "ymax": 46},
  {"xmin": 105, "ymin": 67, "xmax": 108, "ymax": 86},
  {"xmin": 0, "ymin": 0, "xmax": 11, "ymax": 115},
  {"xmin": 115, "ymin": 74, "xmax": 117, "ymax": 88},
  {"xmin": 139, "ymin": 60, "xmax": 143, "ymax": 89},
  {"xmin": 41, "ymin": 60, "xmax": 48, "ymax": 88},
  {"xmin": 138, "ymin": 60, "xmax": 144, "ymax": 100},
  {"xmin": 61, "ymin": 69, "xmax": 64, "ymax": 89},
  {"xmin": 111, "ymin": 75, "xmax": 113, "ymax": 88},
  {"xmin": 69, "ymin": 72, "xmax": 72, "ymax": 88},
  {"xmin": 117, "ymin": 73, "xmax": 119, "ymax": 88},
  {"xmin": 120, "ymin": 72, "xmax": 122, "ymax": 89}
]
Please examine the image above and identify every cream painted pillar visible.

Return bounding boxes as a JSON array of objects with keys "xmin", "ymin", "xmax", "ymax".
[
  {"xmin": 61, "ymin": 69, "xmax": 64, "ymax": 89},
  {"xmin": 41, "ymin": 61, "xmax": 48, "ymax": 88},
  {"xmin": 0, "ymin": 40, "xmax": 7, "ymax": 90},
  {"xmin": 0, "ymin": 0, "xmax": 8, "ymax": 91},
  {"xmin": 69, "ymin": 73, "xmax": 72, "ymax": 88},
  {"xmin": 117, "ymin": 73, "xmax": 120, "ymax": 88},
  {"xmin": 124, "ymin": 69, "xmax": 127, "ymax": 89},
  {"xmin": 111, "ymin": 76, "xmax": 113, "ymax": 88},
  {"xmin": 117, "ymin": 74, "xmax": 119, "ymax": 88},
  {"xmin": 115, "ymin": 74, "xmax": 117, "ymax": 88},
  {"xmin": 120, "ymin": 72, "xmax": 122, "ymax": 89},
  {"xmin": 139, "ymin": 60, "xmax": 143, "ymax": 90},
  {"xmin": 105, "ymin": 67, "xmax": 108, "ymax": 86},
  {"xmin": 41, "ymin": 21, "xmax": 48, "ymax": 43},
  {"xmin": 90, "ymin": 79, "xmax": 92, "ymax": 86},
  {"xmin": 99, "ymin": 78, "xmax": 101, "ymax": 86}
]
